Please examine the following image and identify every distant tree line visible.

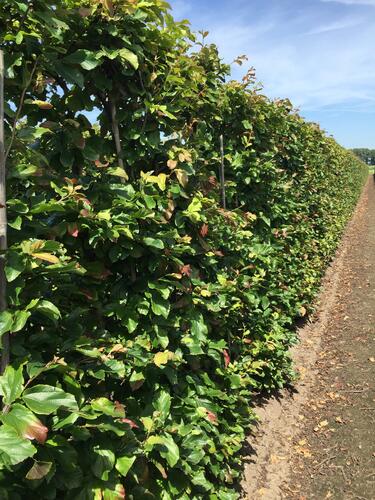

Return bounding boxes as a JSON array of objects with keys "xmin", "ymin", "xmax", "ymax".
[{"xmin": 352, "ymin": 148, "xmax": 375, "ymax": 165}]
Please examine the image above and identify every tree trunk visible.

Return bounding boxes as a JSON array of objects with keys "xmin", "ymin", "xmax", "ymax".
[{"xmin": 0, "ymin": 50, "xmax": 9, "ymax": 374}]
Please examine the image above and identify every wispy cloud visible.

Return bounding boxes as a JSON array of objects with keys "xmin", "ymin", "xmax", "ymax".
[
  {"xmin": 305, "ymin": 17, "xmax": 362, "ymax": 34},
  {"xmin": 168, "ymin": 0, "xmax": 375, "ymax": 112},
  {"xmin": 168, "ymin": 0, "xmax": 375, "ymax": 146}
]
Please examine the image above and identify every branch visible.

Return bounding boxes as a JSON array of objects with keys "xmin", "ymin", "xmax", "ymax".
[
  {"xmin": 5, "ymin": 58, "xmax": 38, "ymax": 162},
  {"xmin": 109, "ymin": 98, "xmax": 127, "ymax": 182}
]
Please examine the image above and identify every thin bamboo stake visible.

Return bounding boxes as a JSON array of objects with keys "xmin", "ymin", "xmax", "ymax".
[
  {"xmin": 109, "ymin": 98, "xmax": 127, "ymax": 183},
  {"xmin": 219, "ymin": 134, "xmax": 226, "ymax": 209},
  {"xmin": 0, "ymin": 50, "xmax": 9, "ymax": 374}
]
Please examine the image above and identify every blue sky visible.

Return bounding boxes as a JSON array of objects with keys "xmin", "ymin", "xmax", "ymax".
[{"xmin": 169, "ymin": 0, "xmax": 375, "ymax": 148}]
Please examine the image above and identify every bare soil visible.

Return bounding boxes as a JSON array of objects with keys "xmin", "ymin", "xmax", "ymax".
[{"xmin": 241, "ymin": 177, "xmax": 375, "ymax": 500}]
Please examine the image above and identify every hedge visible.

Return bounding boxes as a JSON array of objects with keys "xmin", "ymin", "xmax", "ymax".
[{"xmin": 0, "ymin": 1, "xmax": 368, "ymax": 498}]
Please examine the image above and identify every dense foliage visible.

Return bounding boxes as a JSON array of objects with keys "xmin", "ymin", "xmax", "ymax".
[
  {"xmin": 352, "ymin": 148, "xmax": 375, "ymax": 165},
  {"xmin": 0, "ymin": 1, "xmax": 368, "ymax": 498}
]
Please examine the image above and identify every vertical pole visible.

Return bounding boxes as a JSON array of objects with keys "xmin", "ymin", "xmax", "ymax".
[
  {"xmin": 0, "ymin": 50, "xmax": 9, "ymax": 374},
  {"xmin": 219, "ymin": 134, "xmax": 226, "ymax": 209}
]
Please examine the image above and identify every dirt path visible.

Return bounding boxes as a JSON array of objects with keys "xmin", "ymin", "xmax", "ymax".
[{"xmin": 242, "ymin": 177, "xmax": 375, "ymax": 500}]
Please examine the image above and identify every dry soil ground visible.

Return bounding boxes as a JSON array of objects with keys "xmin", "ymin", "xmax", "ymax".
[{"xmin": 242, "ymin": 177, "xmax": 375, "ymax": 500}]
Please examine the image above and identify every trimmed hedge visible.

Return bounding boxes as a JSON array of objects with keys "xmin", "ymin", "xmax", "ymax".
[{"xmin": 0, "ymin": 1, "xmax": 368, "ymax": 499}]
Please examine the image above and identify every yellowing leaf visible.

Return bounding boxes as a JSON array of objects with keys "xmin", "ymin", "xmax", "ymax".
[
  {"xmin": 154, "ymin": 351, "xmax": 173, "ymax": 367},
  {"xmin": 167, "ymin": 159, "xmax": 178, "ymax": 170},
  {"xmin": 141, "ymin": 416, "xmax": 154, "ymax": 433},
  {"xmin": 178, "ymin": 150, "xmax": 192, "ymax": 163},
  {"xmin": 141, "ymin": 172, "xmax": 168, "ymax": 191},
  {"xmin": 96, "ymin": 210, "xmax": 111, "ymax": 221},
  {"xmin": 175, "ymin": 169, "xmax": 188, "ymax": 188},
  {"xmin": 102, "ymin": 0, "xmax": 114, "ymax": 16},
  {"xmin": 26, "ymin": 461, "xmax": 52, "ymax": 480},
  {"xmin": 107, "ymin": 166, "xmax": 129, "ymax": 180},
  {"xmin": 32, "ymin": 100, "xmax": 53, "ymax": 110},
  {"xmin": 31, "ymin": 253, "xmax": 59, "ymax": 264}
]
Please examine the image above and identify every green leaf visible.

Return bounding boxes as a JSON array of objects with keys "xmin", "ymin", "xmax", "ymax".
[
  {"xmin": 151, "ymin": 294, "xmax": 170, "ymax": 319},
  {"xmin": 0, "ymin": 365, "xmax": 24, "ymax": 405},
  {"xmin": 153, "ymin": 390, "xmax": 171, "ymax": 422},
  {"xmin": 5, "ymin": 251, "xmax": 25, "ymax": 282},
  {"xmin": 6, "ymin": 199, "xmax": 28, "ymax": 214},
  {"xmin": 145, "ymin": 434, "xmax": 179, "ymax": 467},
  {"xmin": 22, "ymin": 385, "xmax": 78, "ymax": 415},
  {"xmin": 1, "ymin": 404, "xmax": 48, "ymax": 443},
  {"xmin": 63, "ymin": 49, "xmax": 102, "ymax": 71},
  {"xmin": 26, "ymin": 461, "xmax": 52, "ymax": 480},
  {"xmin": 191, "ymin": 313, "xmax": 208, "ymax": 339},
  {"xmin": 91, "ymin": 448, "xmax": 115, "ymax": 481},
  {"xmin": 34, "ymin": 300, "xmax": 61, "ymax": 323},
  {"xmin": 8, "ymin": 216, "xmax": 22, "ymax": 230},
  {"xmin": 115, "ymin": 455, "xmax": 136, "ymax": 477},
  {"xmin": 129, "ymin": 371, "xmax": 145, "ymax": 391},
  {"xmin": 91, "ymin": 398, "xmax": 125, "ymax": 417},
  {"xmin": 54, "ymin": 61, "xmax": 84, "ymax": 88},
  {"xmin": 143, "ymin": 237, "xmax": 164, "ymax": 250},
  {"xmin": 118, "ymin": 48, "xmax": 139, "ymax": 69},
  {"xmin": 0, "ymin": 311, "xmax": 13, "ymax": 336},
  {"xmin": 60, "ymin": 150, "xmax": 74, "ymax": 169},
  {"xmin": 11, "ymin": 310, "xmax": 31, "ymax": 333},
  {"xmin": 103, "ymin": 484, "xmax": 126, "ymax": 500},
  {"xmin": 0, "ymin": 424, "xmax": 36, "ymax": 466}
]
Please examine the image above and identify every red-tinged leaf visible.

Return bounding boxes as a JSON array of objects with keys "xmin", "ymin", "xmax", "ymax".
[
  {"xmin": 75, "ymin": 137, "xmax": 86, "ymax": 149},
  {"xmin": 115, "ymin": 484, "xmax": 126, "ymax": 499},
  {"xmin": 99, "ymin": 269, "xmax": 112, "ymax": 279},
  {"xmin": 95, "ymin": 159, "xmax": 110, "ymax": 168},
  {"xmin": 180, "ymin": 264, "xmax": 192, "ymax": 277},
  {"xmin": 24, "ymin": 419, "xmax": 48, "ymax": 444},
  {"xmin": 153, "ymin": 460, "xmax": 167, "ymax": 479},
  {"xmin": 121, "ymin": 418, "xmax": 139, "ymax": 429},
  {"xmin": 200, "ymin": 224, "xmax": 208, "ymax": 238},
  {"xmin": 80, "ymin": 209, "xmax": 91, "ymax": 218},
  {"xmin": 206, "ymin": 410, "xmax": 217, "ymax": 423},
  {"xmin": 40, "ymin": 121, "xmax": 58, "ymax": 130},
  {"xmin": 79, "ymin": 6, "xmax": 92, "ymax": 17},
  {"xmin": 114, "ymin": 401, "xmax": 125, "ymax": 414},
  {"xmin": 64, "ymin": 177, "xmax": 78, "ymax": 185},
  {"xmin": 130, "ymin": 379, "xmax": 144, "ymax": 392},
  {"xmin": 68, "ymin": 224, "xmax": 79, "ymax": 238},
  {"xmin": 80, "ymin": 289, "xmax": 95, "ymax": 300},
  {"xmin": 223, "ymin": 349, "xmax": 230, "ymax": 368}
]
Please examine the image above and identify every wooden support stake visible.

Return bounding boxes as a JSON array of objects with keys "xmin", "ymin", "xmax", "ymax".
[
  {"xmin": 109, "ymin": 98, "xmax": 127, "ymax": 183},
  {"xmin": 0, "ymin": 50, "xmax": 9, "ymax": 374},
  {"xmin": 219, "ymin": 134, "xmax": 226, "ymax": 209}
]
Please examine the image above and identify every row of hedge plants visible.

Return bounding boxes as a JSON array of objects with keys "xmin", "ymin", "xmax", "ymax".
[{"xmin": 0, "ymin": 1, "xmax": 368, "ymax": 499}]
